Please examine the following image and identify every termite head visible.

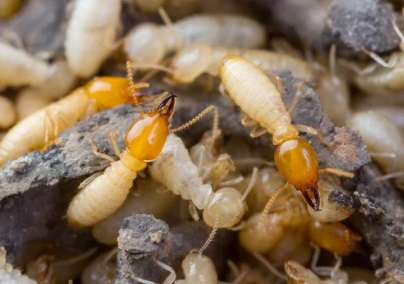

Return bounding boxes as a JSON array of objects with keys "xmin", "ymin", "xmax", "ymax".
[
  {"xmin": 274, "ymin": 137, "xmax": 320, "ymax": 211},
  {"xmin": 124, "ymin": 92, "xmax": 177, "ymax": 162}
]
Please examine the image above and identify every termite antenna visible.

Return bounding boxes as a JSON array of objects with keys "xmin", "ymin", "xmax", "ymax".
[
  {"xmin": 199, "ymin": 216, "xmax": 219, "ymax": 255},
  {"xmin": 169, "ymin": 105, "xmax": 219, "ymax": 134},
  {"xmin": 258, "ymin": 183, "xmax": 290, "ymax": 225},
  {"xmin": 241, "ymin": 167, "xmax": 258, "ymax": 201},
  {"xmin": 252, "ymin": 252, "xmax": 287, "ymax": 281},
  {"xmin": 126, "ymin": 61, "xmax": 148, "ymax": 115},
  {"xmin": 158, "ymin": 7, "xmax": 182, "ymax": 48}
]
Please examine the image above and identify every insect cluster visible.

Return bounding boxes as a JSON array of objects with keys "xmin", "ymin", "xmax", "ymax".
[{"xmin": 0, "ymin": 0, "xmax": 403, "ymax": 283}]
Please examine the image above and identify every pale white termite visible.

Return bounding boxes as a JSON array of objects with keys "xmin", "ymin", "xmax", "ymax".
[
  {"xmin": 0, "ymin": 95, "xmax": 16, "ymax": 129},
  {"xmin": 352, "ymin": 13, "xmax": 404, "ymax": 95},
  {"xmin": 124, "ymin": 14, "xmax": 266, "ymax": 66},
  {"xmin": 0, "ymin": 247, "xmax": 36, "ymax": 284},
  {"xmin": 0, "ymin": 42, "xmax": 52, "ymax": 87},
  {"xmin": 163, "ymin": 44, "xmax": 318, "ymax": 84},
  {"xmin": 0, "ymin": 0, "xmax": 22, "ymax": 19},
  {"xmin": 65, "ymin": 0, "xmax": 121, "ymax": 77},
  {"xmin": 149, "ymin": 134, "xmax": 257, "ymax": 228},
  {"xmin": 346, "ymin": 111, "xmax": 404, "ymax": 189},
  {"xmin": 15, "ymin": 90, "xmax": 52, "ymax": 120},
  {"xmin": 0, "ymin": 76, "xmax": 141, "ymax": 167}
]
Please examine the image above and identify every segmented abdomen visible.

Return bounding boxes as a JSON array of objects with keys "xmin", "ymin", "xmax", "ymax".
[{"xmin": 67, "ymin": 159, "xmax": 138, "ymax": 227}]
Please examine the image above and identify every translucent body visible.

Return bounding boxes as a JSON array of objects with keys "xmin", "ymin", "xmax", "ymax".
[
  {"xmin": 0, "ymin": 247, "xmax": 36, "ymax": 284},
  {"xmin": 65, "ymin": 0, "xmax": 121, "ymax": 77},
  {"xmin": 239, "ymin": 196, "xmax": 310, "ymax": 253},
  {"xmin": 0, "ymin": 0, "xmax": 22, "ymax": 19},
  {"xmin": 170, "ymin": 44, "xmax": 318, "ymax": 84},
  {"xmin": 308, "ymin": 180, "xmax": 354, "ymax": 222},
  {"xmin": 0, "ymin": 95, "xmax": 16, "ymax": 129},
  {"xmin": 150, "ymin": 133, "xmax": 248, "ymax": 228},
  {"xmin": 124, "ymin": 14, "xmax": 265, "ymax": 65},
  {"xmin": 352, "ymin": 105, "xmax": 404, "ymax": 133},
  {"xmin": 92, "ymin": 179, "xmax": 177, "ymax": 244},
  {"xmin": 176, "ymin": 253, "xmax": 218, "ymax": 284},
  {"xmin": 67, "ymin": 94, "xmax": 176, "ymax": 227},
  {"xmin": 315, "ymin": 73, "xmax": 350, "ymax": 126},
  {"xmin": 307, "ymin": 221, "xmax": 361, "ymax": 256},
  {"xmin": 354, "ymin": 53, "xmax": 404, "ymax": 95},
  {"xmin": 346, "ymin": 111, "xmax": 404, "ymax": 187},
  {"xmin": 0, "ymin": 42, "xmax": 52, "ymax": 87},
  {"xmin": 0, "ymin": 77, "xmax": 134, "ymax": 167},
  {"xmin": 81, "ymin": 249, "xmax": 116, "ymax": 284}
]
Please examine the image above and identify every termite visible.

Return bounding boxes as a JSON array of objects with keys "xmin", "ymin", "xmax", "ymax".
[
  {"xmin": 0, "ymin": 42, "xmax": 52, "ymax": 87},
  {"xmin": 0, "ymin": 95, "xmax": 17, "ymax": 129},
  {"xmin": 149, "ymin": 133, "xmax": 257, "ymax": 229},
  {"xmin": 81, "ymin": 248, "xmax": 117, "ymax": 284},
  {"xmin": 66, "ymin": 62, "xmax": 218, "ymax": 227},
  {"xmin": 124, "ymin": 13, "xmax": 266, "ymax": 66},
  {"xmin": 158, "ymin": 44, "xmax": 319, "ymax": 84},
  {"xmin": 65, "ymin": 0, "xmax": 121, "ymax": 77},
  {"xmin": 15, "ymin": 90, "xmax": 52, "ymax": 120},
  {"xmin": 219, "ymin": 55, "xmax": 354, "ymax": 216},
  {"xmin": 0, "ymin": 0, "xmax": 22, "ymax": 20},
  {"xmin": 0, "ymin": 247, "xmax": 36, "ymax": 284},
  {"xmin": 0, "ymin": 76, "xmax": 145, "ymax": 167},
  {"xmin": 346, "ymin": 111, "xmax": 404, "ymax": 189},
  {"xmin": 352, "ymin": 12, "xmax": 404, "ymax": 95}
]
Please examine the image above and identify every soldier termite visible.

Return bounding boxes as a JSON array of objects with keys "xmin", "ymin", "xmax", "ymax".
[
  {"xmin": 65, "ymin": 0, "xmax": 121, "ymax": 77},
  {"xmin": 219, "ymin": 55, "xmax": 353, "ymax": 216},
  {"xmin": 124, "ymin": 13, "xmax": 266, "ymax": 66},
  {"xmin": 0, "ymin": 76, "xmax": 146, "ymax": 168},
  {"xmin": 66, "ymin": 62, "xmax": 218, "ymax": 227}
]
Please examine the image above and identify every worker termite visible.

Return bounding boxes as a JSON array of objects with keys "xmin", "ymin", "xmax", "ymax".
[
  {"xmin": 315, "ymin": 45, "xmax": 351, "ymax": 126},
  {"xmin": 0, "ymin": 247, "xmax": 36, "ymax": 284},
  {"xmin": 15, "ymin": 90, "xmax": 52, "ymax": 120},
  {"xmin": 352, "ymin": 12, "xmax": 404, "ymax": 95},
  {"xmin": 65, "ymin": 0, "xmax": 121, "ymax": 77},
  {"xmin": 0, "ymin": 42, "xmax": 52, "ymax": 87},
  {"xmin": 124, "ymin": 13, "xmax": 266, "ymax": 66},
  {"xmin": 91, "ymin": 178, "xmax": 178, "ymax": 245},
  {"xmin": 0, "ymin": 0, "xmax": 22, "ymax": 20},
  {"xmin": 149, "ymin": 133, "xmax": 257, "ymax": 228},
  {"xmin": 0, "ymin": 95, "xmax": 17, "ymax": 129},
  {"xmin": 346, "ymin": 111, "xmax": 404, "ymax": 189},
  {"xmin": 0, "ymin": 76, "xmax": 143, "ymax": 167},
  {"xmin": 66, "ymin": 62, "xmax": 218, "ymax": 227},
  {"xmin": 219, "ymin": 55, "xmax": 354, "ymax": 214},
  {"xmin": 136, "ymin": 44, "xmax": 318, "ymax": 84}
]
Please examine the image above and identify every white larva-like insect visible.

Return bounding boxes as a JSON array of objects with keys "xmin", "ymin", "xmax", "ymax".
[
  {"xmin": 346, "ymin": 111, "xmax": 404, "ymax": 189},
  {"xmin": 0, "ymin": 42, "xmax": 52, "ymax": 87},
  {"xmin": 0, "ymin": 95, "xmax": 17, "ymax": 129},
  {"xmin": 65, "ymin": 0, "xmax": 121, "ymax": 77},
  {"xmin": 0, "ymin": 247, "xmax": 36, "ymax": 284},
  {"xmin": 15, "ymin": 90, "xmax": 52, "ymax": 120},
  {"xmin": 149, "ymin": 134, "xmax": 256, "ymax": 228},
  {"xmin": 124, "ymin": 14, "xmax": 266, "ymax": 66},
  {"xmin": 165, "ymin": 44, "xmax": 318, "ymax": 84}
]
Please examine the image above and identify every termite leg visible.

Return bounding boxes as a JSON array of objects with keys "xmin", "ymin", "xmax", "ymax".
[
  {"xmin": 154, "ymin": 257, "xmax": 176, "ymax": 284},
  {"xmin": 369, "ymin": 152, "xmax": 397, "ymax": 159},
  {"xmin": 361, "ymin": 46, "xmax": 397, "ymax": 68},
  {"xmin": 78, "ymin": 172, "xmax": 103, "ymax": 190},
  {"xmin": 318, "ymin": 168, "xmax": 354, "ymax": 178},
  {"xmin": 269, "ymin": 76, "xmax": 283, "ymax": 94},
  {"xmin": 287, "ymin": 81, "xmax": 304, "ymax": 114},
  {"xmin": 189, "ymin": 202, "xmax": 200, "ymax": 221},
  {"xmin": 241, "ymin": 113, "xmax": 258, "ymax": 127},
  {"xmin": 373, "ymin": 171, "xmax": 404, "ymax": 182},
  {"xmin": 108, "ymin": 131, "xmax": 121, "ymax": 157},
  {"xmin": 392, "ymin": 12, "xmax": 404, "ymax": 50},
  {"xmin": 250, "ymin": 125, "xmax": 267, "ymax": 138},
  {"xmin": 88, "ymin": 137, "xmax": 115, "ymax": 163},
  {"xmin": 252, "ymin": 252, "xmax": 287, "ymax": 281},
  {"xmin": 294, "ymin": 124, "xmax": 332, "ymax": 148},
  {"xmin": 219, "ymin": 176, "xmax": 244, "ymax": 187}
]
